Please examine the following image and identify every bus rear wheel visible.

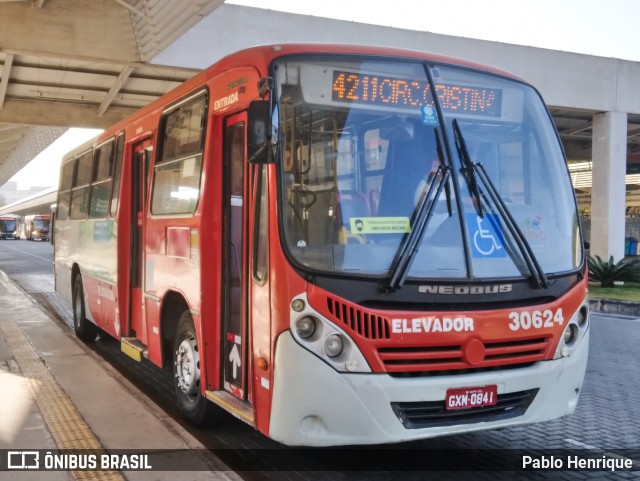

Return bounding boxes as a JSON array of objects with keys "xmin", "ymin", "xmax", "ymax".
[
  {"xmin": 72, "ymin": 276, "xmax": 98, "ymax": 342},
  {"xmin": 173, "ymin": 311, "xmax": 217, "ymax": 426}
]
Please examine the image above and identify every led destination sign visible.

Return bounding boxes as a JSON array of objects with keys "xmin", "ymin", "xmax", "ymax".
[{"xmin": 331, "ymin": 70, "xmax": 502, "ymax": 117}]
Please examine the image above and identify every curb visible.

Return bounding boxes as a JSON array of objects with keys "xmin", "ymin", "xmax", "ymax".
[{"xmin": 589, "ymin": 298, "xmax": 640, "ymax": 317}]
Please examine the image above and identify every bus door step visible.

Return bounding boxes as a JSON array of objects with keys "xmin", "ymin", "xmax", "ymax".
[
  {"xmin": 121, "ymin": 337, "xmax": 148, "ymax": 362},
  {"xmin": 205, "ymin": 390, "xmax": 255, "ymax": 427}
]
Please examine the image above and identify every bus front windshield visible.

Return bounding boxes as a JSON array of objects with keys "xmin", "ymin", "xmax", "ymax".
[
  {"xmin": 0, "ymin": 219, "xmax": 16, "ymax": 232},
  {"xmin": 274, "ymin": 56, "xmax": 581, "ymax": 282},
  {"xmin": 34, "ymin": 219, "xmax": 49, "ymax": 231}
]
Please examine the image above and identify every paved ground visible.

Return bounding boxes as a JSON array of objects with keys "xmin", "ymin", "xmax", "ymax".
[{"xmin": 0, "ymin": 240, "xmax": 638, "ymax": 480}]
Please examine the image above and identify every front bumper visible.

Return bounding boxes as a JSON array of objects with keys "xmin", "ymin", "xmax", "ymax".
[{"xmin": 269, "ymin": 329, "xmax": 589, "ymax": 446}]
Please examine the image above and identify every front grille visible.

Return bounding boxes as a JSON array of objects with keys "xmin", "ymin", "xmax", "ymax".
[
  {"xmin": 378, "ymin": 337, "xmax": 550, "ymax": 373},
  {"xmin": 387, "ymin": 362, "xmax": 536, "ymax": 378},
  {"xmin": 391, "ymin": 388, "xmax": 539, "ymax": 429},
  {"xmin": 326, "ymin": 296, "xmax": 390, "ymax": 340}
]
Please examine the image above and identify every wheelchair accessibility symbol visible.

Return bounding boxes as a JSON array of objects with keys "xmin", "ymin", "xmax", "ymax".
[{"xmin": 467, "ymin": 214, "xmax": 506, "ymax": 258}]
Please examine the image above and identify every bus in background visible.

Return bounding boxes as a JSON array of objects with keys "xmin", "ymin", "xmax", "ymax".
[
  {"xmin": 54, "ymin": 44, "xmax": 589, "ymax": 446},
  {"xmin": 24, "ymin": 214, "xmax": 51, "ymax": 241},
  {"xmin": 0, "ymin": 214, "xmax": 20, "ymax": 239}
]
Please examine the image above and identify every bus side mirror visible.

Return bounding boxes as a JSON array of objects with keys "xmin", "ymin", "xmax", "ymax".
[{"xmin": 247, "ymin": 100, "xmax": 277, "ymax": 164}]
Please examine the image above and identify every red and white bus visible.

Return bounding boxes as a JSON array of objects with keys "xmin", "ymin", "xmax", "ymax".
[
  {"xmin": 24, "ymin": 214, "xmax": 51, "ymax": 241},
  {"xmin": 54, "ymin": 44, "xmax": 589, "ymax": 446}
]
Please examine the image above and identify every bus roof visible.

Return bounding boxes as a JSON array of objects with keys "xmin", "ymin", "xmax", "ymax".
[{"xmin": 66, "ymin": 43, "xmax": 521, "ymax": 158}]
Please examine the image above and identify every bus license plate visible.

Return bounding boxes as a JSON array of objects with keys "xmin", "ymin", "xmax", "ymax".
[{"xmin": 445, "ymin": 385, "xmax": 498, "ymax": 410}]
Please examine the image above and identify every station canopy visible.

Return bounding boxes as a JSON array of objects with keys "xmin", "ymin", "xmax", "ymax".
[{"xmin": 0, "ymin": 0, "xmax": 224, "ymax": 186}]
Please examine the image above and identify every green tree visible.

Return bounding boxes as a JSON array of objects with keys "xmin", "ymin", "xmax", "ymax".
[{"xmin": 588, "ymin": 255, "xmax": 640, "ymax": 287}]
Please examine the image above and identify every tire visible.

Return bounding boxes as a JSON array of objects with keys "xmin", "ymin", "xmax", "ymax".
[
  {"xmin": 173, "ymin": 310, "xmax": 218, "ymax": 426},
  {"xmin": 72, "ymin": 275, "xmax": 99, "ymax": 342}
]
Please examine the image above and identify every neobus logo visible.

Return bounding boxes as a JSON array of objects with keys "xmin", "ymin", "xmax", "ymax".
[{"xmin": 418, "ymin": 284, "xmax": 513, "ymax": 295}]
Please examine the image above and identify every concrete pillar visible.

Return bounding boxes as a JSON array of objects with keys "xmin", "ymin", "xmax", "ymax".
[{"xmin": 590, "ymin": 111, "xmax": 627, "ymax": 261}]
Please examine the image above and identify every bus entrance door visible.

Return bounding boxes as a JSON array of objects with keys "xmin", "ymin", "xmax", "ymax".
[
  {"xmin": 222, "ymin": 114, "xmax": 250, "ymax": 401},
  {"xmin": 129, "ymin": 141, "xmax": 152, "ymax": 346}
]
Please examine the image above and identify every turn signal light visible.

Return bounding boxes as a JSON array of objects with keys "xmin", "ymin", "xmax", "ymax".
[{"xmin": 257, "ymin": 357, "xmax": 268, "ymax": 371}]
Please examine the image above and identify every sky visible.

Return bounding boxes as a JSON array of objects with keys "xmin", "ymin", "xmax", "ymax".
[
  {"xmin": 228, "ymin": 0, "xmax": 640, "ymax": 62},
  {"xmin": 8, "ymin": 0, "xmax": 640, "ymax": 190}
]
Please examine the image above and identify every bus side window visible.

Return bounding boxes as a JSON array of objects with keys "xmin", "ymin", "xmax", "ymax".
[
  {"xmin": 70, "ymin": 150, "xmax": 93, "ymax": 220},
  {"xmin": 253, "ymin": 164, "xmax": 268, "ymax": 283},
  {"xmin": 57, "ymin": 159, "xmax": 75, "ymax": 221},
  {"xmin": 89, "ymin": 140, "xmax": 114, "ymax": 219},
  {"xmin": 151, "ymin": 93, "xmax": 207, "ymax": 215},
  {"xmin": 110, "ymin": 133, "xmax": 124, "ymax": 217}
]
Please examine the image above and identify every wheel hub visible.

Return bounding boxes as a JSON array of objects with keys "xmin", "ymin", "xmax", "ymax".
[{"xmin": 175, "ymin": 337, "xmax": 200, "ymax": 397}]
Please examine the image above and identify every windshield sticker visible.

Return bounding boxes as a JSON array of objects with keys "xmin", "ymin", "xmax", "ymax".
[
  {"xmin": 421, "ymin": 105, "xmax": 438, "ymax": 125},
  {"xmin": 350, "ymin": 217, "xmax": 410, "ymax": 234},
  {"xmin": 522, "ymin": 215, "xmax": 546, "ymax": 241},
  {"xmin": 467, "ymin": 214, "xmax": 506, "ymax": 258}
]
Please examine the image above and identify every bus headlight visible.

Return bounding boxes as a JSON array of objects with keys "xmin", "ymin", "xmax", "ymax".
[
  {"xmin": 576, "ymin": 306, "xmax": 588, "ymax": 328},
  {"xmin": 295, "ymin": 316, "xmax": 317, "ymax": 339},
  {"xmin": 563, "ymin": 324, "xmax": 578, "ymax": 345},
  {"xmin": 554, "ymin": 303, "xmax": 589, "ymax": 359},
  {"xmin": 324, "ymin": 334, "xmax": 344, "ymax": 358},
  {"xmin": 291, "ymin": 298, "xmax": 306, "ymax": 312},
  {"xmin": 289, "ymin": 293, "xmax": 371, "ymax": 373}
]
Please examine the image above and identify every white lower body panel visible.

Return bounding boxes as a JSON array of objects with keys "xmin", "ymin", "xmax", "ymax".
[{"xmin": 269, "ymin": 330, "xmax": 589, "ymax": 446}]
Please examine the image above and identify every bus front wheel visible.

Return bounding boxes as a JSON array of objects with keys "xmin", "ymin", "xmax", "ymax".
[
  {"xmin": 173, "ymin": 311, "xmax": 217, "ymax": 426},
  {"xmin": 72, "ymin": 276, "xmax": 98, "ymax": 342}
]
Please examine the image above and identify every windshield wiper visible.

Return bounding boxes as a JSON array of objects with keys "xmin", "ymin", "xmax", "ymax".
[
  {"xmin": 452, "ymin": 119, "xmax": 549, "ymax": 289},
  {"xmin": 454, "ymin": 120, "xmax": 483, "ymax": 218},
  {"xmin": 383, "ymin": 133, "xmax": 451, "ymax": 292}
]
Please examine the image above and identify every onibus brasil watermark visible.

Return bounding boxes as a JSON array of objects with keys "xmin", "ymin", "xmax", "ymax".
[{"xmin": 7, "ymin": 451, "xmax": 151, "ymax": 470}]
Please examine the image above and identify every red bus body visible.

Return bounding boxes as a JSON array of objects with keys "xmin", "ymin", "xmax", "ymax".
[{"xmin": 54, "ymin": 44, "xmax": 589, "ymax": 446}]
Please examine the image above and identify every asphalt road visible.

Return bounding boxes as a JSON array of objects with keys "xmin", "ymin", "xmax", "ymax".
[{"xmin": 0, "ymin": 240, "xmax": 638, "ymax": 480}]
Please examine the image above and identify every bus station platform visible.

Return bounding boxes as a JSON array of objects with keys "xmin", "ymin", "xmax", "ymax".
[{"xmin": 0, "ymin": 271, "xmax": 237, "ymax": 481}]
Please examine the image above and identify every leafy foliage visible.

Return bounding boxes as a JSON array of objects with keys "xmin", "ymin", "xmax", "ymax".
[{"xmin": 588, "ymin": 255, "xmax": 640, "ymax": 287}]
